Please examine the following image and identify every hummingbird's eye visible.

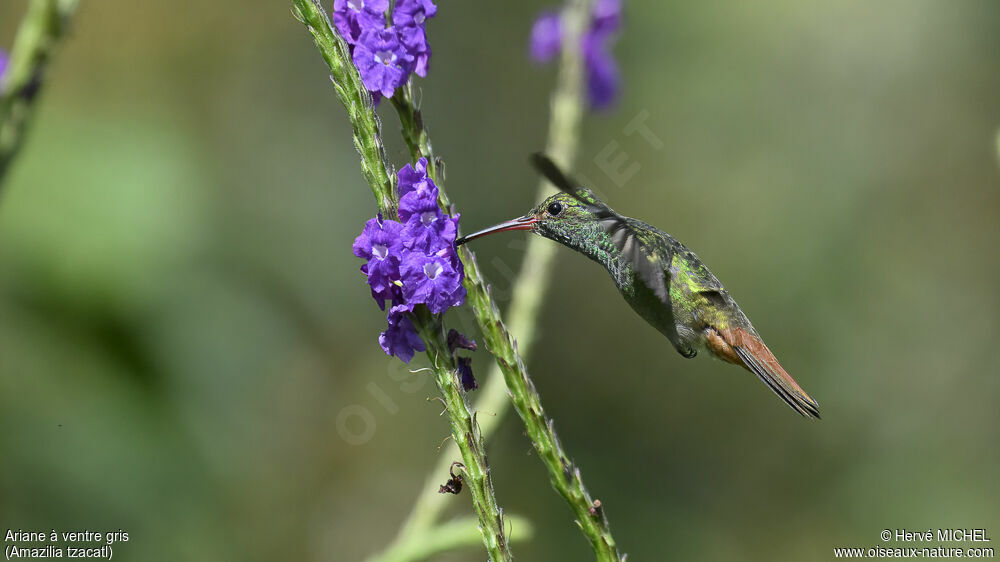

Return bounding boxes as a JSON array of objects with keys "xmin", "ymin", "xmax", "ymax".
[{"xmin": 547, "ymin": 202, "xmax": 563, "ymax": 216}]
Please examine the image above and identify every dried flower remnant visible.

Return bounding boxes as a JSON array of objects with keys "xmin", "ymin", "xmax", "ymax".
[
  {"xmin": 456, "ymin": 357, "xmax": 477, "ymax": 391},
  {"xmin": 447, "ymin": 329, "xmax": 477, "ymax": 352},
  {"xmin": 438, "ymin": 461, "xmax": 465, "ymax": 494}
]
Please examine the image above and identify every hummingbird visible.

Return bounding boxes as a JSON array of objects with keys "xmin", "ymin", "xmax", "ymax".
[{"xmin": 457, "ymin": 154, "xmax": 820, "ymax": 418}]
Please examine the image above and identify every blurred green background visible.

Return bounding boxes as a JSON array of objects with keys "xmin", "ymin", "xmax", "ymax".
[{"xmin": 1, "ymin": 0, "xmax": 999, "ymax": 560}]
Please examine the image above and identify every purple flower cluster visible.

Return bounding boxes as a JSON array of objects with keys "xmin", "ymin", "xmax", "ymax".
[
  {"xmin": 333, "ymin": 0, "xmax": 437, "ymax": 99},
  {"xmin": 353, "ymin": 158, "xmax": 466, "ymax": 362},
  {"xmin": 530, "ymin": 0, "xmax": 622, "ymax": 109}
]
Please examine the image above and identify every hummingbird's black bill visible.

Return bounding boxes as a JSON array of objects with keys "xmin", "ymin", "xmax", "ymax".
[{"xmin": 456, "ymin": 215, "xmax": 538, "ymax": 246}]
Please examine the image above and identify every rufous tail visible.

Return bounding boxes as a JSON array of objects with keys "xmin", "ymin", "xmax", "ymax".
[{"xmin": 707, "ymin": 327, "xmax": 821, "ymax": 419}]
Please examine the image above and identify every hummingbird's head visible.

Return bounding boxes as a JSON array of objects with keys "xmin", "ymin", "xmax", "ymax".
[
  {"xmin": 456, "ymin": 153, "xmax": 615, "ymax": 247},
  {"xmin": 529, "ymin": 190, "xmax": 609, "ymax": 244},
  {"xmin": 456, "ymin": 189, "xmax": 606, "ymax": 247}
]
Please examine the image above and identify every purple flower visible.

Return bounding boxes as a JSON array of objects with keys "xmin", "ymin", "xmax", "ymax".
[
  {"xmin": 584, "ymin": 0, "xmax": 621, "ymax": 108},
  {"xmin": 353, "ymin": 215, "xmax": 405, "ymax": 309},
  {"xmin": 333, "ymin": 0, "xmax": 390, "ymax": 44},
  {"xmin": 530, "ymin": 11, "xmax": 562, "ymax": 63},
  {"xmin": 529, "ymin": 1, "xmax": 622, "ymax": 109},
  {"xmin": 341, "ymin": 0, "xmax": 436, "ymax": 97},
  {"xmin": 379, "ymin": 304, "xmax": 425, "ymax": 362},
  {"xmin": 392, "ymin": 0, "xmax": 437, "ymax": 25},
  {"xmin": 0, "ymin": 49, "xmax": 8, "ymax": 87},
  {"xmin": 396, "ymin": 158, "xmax": 436, "ymax": 199},
  {"xmin": 456, "ymin": 357, "xmax": 477, "ymax": 391},
  {"xmin": 396, "ymin": 25, "xmax": 432, "ymax": 78},
  {"xmin": 393, "ymin": 0, "xmax": 437, "ymax": 77},
  {"xmin": 396, "ymin": 158, "xmax": 457, "ymax": 253},
  {"xmin": 400, "ymin": 252, "xmax": 465, "ymax": 314},
  {"xmin": 591, "ymin": 0, "xmax": 622, "ymax": 34},
  {"xmin": 583, "ymin": 32, "xmax": 619, "ymax": 109},
  {"xmin": 353, "ymin": 28, "xmax": 414, "ymax": 98},
  {"xmin": 400, "ymin": 197, "xmax": 457, "ymax": 253},
  {"xmin": 447, "ymin": 329, "xmax": 477, "ymax": 352},
  {"xmin": 354, "ymin": 154, "xmax": 469, "ymax": 365},
  {"xmin": 396, "ymin": 185, "xmax": 435, "ymax": 220}
]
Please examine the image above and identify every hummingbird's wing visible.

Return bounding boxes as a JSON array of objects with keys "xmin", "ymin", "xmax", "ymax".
[
  {"xmin": 616, "ymin": 218, "xmax": 699, "ymax": 357},
  {"xmin": 531, "ymin": 153, "xmax": 672, "ymax": 298},
  {"xmin": 531, "ymin": 153, "xmax": 690, "ymax": 355},
  {"xmin": 530, "ymin": 153, "xmax": 580, "ymax": 193}
]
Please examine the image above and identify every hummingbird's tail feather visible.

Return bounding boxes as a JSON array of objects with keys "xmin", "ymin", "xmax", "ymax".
[
  {"xmin": 710, "ymin": 327, "xmax": 821, "ymax": 419},
  {"xmin": 735, "ymin": 346, "xmax": 821, "ymax": 419}
]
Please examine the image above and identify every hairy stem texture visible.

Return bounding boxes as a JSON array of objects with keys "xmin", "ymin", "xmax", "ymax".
[
  {"xmin": 292, "ymin": 1, "xmax": 511, "ymax": 560},
  {"xmin": 385, "ymin": 1, "xmax": 623, "ymax": 560},
  {"xmin": 0, "ymin": 0, "xmax": 80, "ymax": 185}
]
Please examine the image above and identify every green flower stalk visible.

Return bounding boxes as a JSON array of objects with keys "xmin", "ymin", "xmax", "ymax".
[
  {"xmin": 375, "ymin": 0, "xmax": 609, "ymax": 558},
  {"xmin": 294, "ymin": 0, "xmax": 623, "ymax": 559},
  {"xmin": 384, "ymin": 2, "xmax": 624, "ymax": 561},
  {"xmin": 0, "ymin": 0, "xmax": 80, "ymax": 186},
  {"xmin": 292, "ymin": 1, "xmax": 511, "ymax": 560}
]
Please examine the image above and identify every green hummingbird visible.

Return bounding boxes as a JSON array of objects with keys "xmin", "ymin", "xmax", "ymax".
[{"xmin": 457, "ymin": 154, "xmax": 820, "ymax": 418}]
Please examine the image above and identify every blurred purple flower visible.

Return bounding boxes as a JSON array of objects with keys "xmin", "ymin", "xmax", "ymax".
[
  {"xmin": 380, "ymin": 304, "xmax": 425, "ymax": 362},
  {"xmin": 529, "ymin": 0, "xmax": 622, "ymax": 109},
  {"xmin": 333, "ymin": 0, "xmax": 389, "ymax": 44},
  {"xmin": 591, "ymin": 0, "xmax": 622, "ymax": 34},
  {"xmin": 583, "ymin": 31, "xmax": 619, "ymax": 109},
  {"xmin": 530, "ymin": 11, "xmax": 562, "ymax": 63},
  {"xmin": 0, "ymin": 49, "xmax": 8, "ymax": 87},
  {"xmin": 353, "ymin": 28, "xmax": 414, "ymax": 98},
  {"xmin": 353, "ymin": 215, "xmax": 405, "ymax": 310},
  {"xmin": 400, "ymin": 252, "xmax": 464, "ymax": 314}
]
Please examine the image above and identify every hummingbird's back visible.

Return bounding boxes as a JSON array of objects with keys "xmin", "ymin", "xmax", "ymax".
[
  {"xmin": 601, "ymin": 217, "xmax": 748, "ymax": 357},
  {"xmin": 605, "ymin": 219, "xmax": 819, "ymax": 417}
]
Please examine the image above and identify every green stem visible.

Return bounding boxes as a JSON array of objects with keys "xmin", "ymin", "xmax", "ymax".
[
  {"xmin": 389, "ymin": 85, "xmax": 448, "ymax": 210},
  {"xmin": 0, "ymin": 0, "xmax": 80, "ymax": 185},
  {"xmin": 291, "ymin": 2, "xmax": 511, "ymax": 560},
  {"xmin": 411, "ymin": 308, "xmax": 513, "ymax": 562},
  {"xmin": 459, "ymin": 221, "xmax": 622, "ymax": 562},
  {"xmin": 291, "ymin": 0, "xmax": 394, "ymax": 213},
  {"xmin": 384, "ymin": 2, "xmax": 623, "ymax": 561}
]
